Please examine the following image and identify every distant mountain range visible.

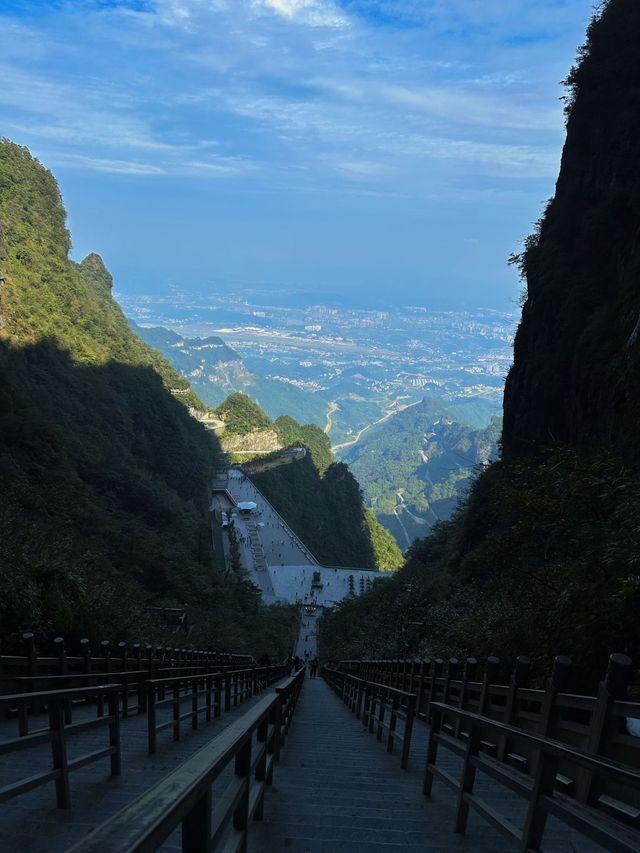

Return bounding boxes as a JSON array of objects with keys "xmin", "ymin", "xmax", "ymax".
[
  {"xmin": 131, "ymin": 321, "xmax": 328, "ymax": 425},
  {"xmin": 342, "ymin": 397, "xmax": 501, "ymax": 547}
]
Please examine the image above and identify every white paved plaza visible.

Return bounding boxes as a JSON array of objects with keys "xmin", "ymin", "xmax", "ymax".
[{"xmin": 217, "ymin": 466, "xmax": 386, "ymax": 659}]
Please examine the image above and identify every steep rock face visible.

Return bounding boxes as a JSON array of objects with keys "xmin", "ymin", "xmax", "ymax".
[
  {"xmin": 222, "ymin": 429, "xmax": 281, "ymax": 453},
  {"xmin": 503, "ymin": 0, "xmax": 640, "ymax": 457}
]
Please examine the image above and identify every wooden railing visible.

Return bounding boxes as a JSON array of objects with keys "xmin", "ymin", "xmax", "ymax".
[
  {"xmin": 146, "ymin": 666, "xmax": 288, "ymax": 754},
  {"xmin": 0, "ymin": 633, "xmax": 255, "ymax": 699},
  {"xmin": 324, "ymin": 667, "xmax": 416, "ymax": 769},
  {"xmin": 0, "ymin": 684, "xmax": 121, "ymax": 808},
  {"xmin": 70, "ymin": 668, "xmax": 306, "ymax": 853},
  {"xmin": 334, "ymin": 654, "xmax": 640, "ymax": 768},
  {"xmin": 426, "ymin": 701, "xmax": 640, "ymax": 852},
  {"xmin": 335, "ymin": 652, "xmax": 640, "ymax": 850}
]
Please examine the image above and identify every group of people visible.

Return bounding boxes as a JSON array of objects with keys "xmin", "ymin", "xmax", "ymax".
[{"xmin": 287, "ymin": 655, "xmax": 319, "ymax": 678}]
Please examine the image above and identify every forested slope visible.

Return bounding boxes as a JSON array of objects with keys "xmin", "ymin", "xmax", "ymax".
[
  {"xmin": 219, "ymin": 395, "xmax": 402, "ymax": 570},
  {"xmin": 343, "ymin": 397, "xmax": 500, "ymax": 546},
  {"xmin": 0, "ymin": 140, "xmax": 296, "ymax": 655}
]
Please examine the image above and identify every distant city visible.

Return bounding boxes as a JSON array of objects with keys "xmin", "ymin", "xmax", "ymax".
[{"xmin": 120, "ymin": 288, "xmax": 517, "ymax": 446}]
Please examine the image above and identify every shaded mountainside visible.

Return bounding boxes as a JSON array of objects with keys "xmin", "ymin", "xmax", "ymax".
[
  {"xmin": 503, "ymin": 0, "xmax": 640, "ymax": 457},
  {"xmin": 218, "ymin": 395, "xmax": 402, "ymax": 570},
  {"xmin": 320, "ymin": 1, "xmax": 640, "ymax": 687},
  {"xmin": 342, "ymin": 397, "xmax": 500, "ymax": 547},
  {"xmin": 0, "ymin": 140, "xmax": 297, "ymax": 656}
]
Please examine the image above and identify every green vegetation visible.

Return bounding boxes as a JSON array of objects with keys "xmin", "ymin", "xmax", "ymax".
[
  {"xmin": 0, "ymin": 139, "xmax": 297, "ymax": 659},
  {"xmin": 320, "ymin": 448, "xmax": 640, "ymax": 687},
  {"xmin": 215, "ymin": 392, "xmax": 274, "ymax": 435},
  {"xmin": 343, "ymin": 398, "xmax": 500, "ymax": 545},
  {"xmin": 274, "ymin": 415, "xmax": 333, "ymax": 473}
]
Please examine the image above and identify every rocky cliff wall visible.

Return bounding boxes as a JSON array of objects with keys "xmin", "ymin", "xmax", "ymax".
[{"xmin": 503, "ymin": 0, "xmax": 640, "ymax": 457}]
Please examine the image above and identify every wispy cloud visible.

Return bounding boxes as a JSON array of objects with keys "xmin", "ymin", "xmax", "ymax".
[{"xmin": 254, "ymin": 0, "xmax": 349, "ymax": 28}]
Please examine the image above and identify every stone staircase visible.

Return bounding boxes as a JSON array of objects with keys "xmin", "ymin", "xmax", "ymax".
[{"xmin": 250, "ymin": 678, "xmax": 605, "ymax": 853}]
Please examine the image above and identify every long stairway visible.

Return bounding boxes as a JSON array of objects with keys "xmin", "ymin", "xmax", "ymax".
[{"xmin": 250, "ymin": 678, "xmax": 604, "ymax": 853}]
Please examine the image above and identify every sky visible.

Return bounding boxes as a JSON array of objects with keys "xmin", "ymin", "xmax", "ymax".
[{"xmin": 1, "ymin": 0, "xmax": 596, "ymax": 310}]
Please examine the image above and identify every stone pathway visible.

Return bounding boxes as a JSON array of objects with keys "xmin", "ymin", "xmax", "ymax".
[{"xmin": 250, "ymin": 678, "xmax": 607, "ymax": 853}]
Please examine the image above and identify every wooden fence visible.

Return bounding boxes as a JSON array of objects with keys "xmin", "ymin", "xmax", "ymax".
[
  {"xmin": 334, "ymin": 652, "xmax": 640, "ymax": 851},
  {"xmin": 146, "ymin": 666, "xmax": 288, "ymax": 754},
  {"xmin": 0, "ymin": 684, "xmax": 121, "ymax": 808},
  {"xmin": 324, "ymin": 667, "xmax": 416, "ymax": 769},
  {"xmin": 69, "ymin": 668, "xmax": 306, "ymax": 853},
  {"xmin": 1, "ymin": 633, "xmax": 254, "ymax": 691}
]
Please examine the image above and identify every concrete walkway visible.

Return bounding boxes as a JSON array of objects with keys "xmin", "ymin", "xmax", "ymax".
[{"xmin": 250, "ymin": 678, "xmax": 606, "ymax": 853}]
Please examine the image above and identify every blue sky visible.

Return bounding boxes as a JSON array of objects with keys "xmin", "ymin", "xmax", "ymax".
[{"xmin": 1, "ymin": 0, "xmax": 595, "ymax": 309}]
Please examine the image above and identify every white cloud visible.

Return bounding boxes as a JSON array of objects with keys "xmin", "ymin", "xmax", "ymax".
[
  {"xmin": 43, "ymin": 152, "xmax": 166, "ymax": 175},
  {"xmin": 253, "ymin": 0, "xmax": 349, "ymax": 28}
]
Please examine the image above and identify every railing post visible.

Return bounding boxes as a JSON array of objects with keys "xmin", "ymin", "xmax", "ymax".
[
  {"xmin": 147, "ymin": 682, "xmax": 157, "ymax": 754},
  {"xmin": 254, "ymin": 715, "xmax": 269, "ymax": 821},
  {"xmin": 233, "ymin": 737, "xmax": 252, "ymax": 849},
  {"xmin": 455, "ymin": 657, "xmax": 477, "ymax": 738},
  {"xmin": 182, "ymin": 786, "xmax": 212, "ymax": 853},
  {"xmin": 23, "ymin": 632, "xmax": 37, "ymax": 677},
  {"xmin": 387, "ymin": 694, "xmax": 398, "ymax": 754},
  {"xmin": 376, "ymin": 690, "xmax": 385, "ymax": 741},
  {"xmin": 538, "ymin": 655, "xmax": 572, "ymax": 738},
  {"xmin": 424, "ymin": 705, "xmax": 442, "ymax": 795},
  {"xmin": 273, "ymin": 693, "xmax": 283, "ymax": 761},
  {"xmin": 215, "ymin": 675, "xmax": 222, "ymax": 718},
  {"xmin": 428, "ymin": 659, "xmax": 444, "ymax": 722},
  {"xmin": 225, "ymin": 673, "xmax": 231, "ymax": 712},
  {"xmin": 497, "ymin": 655, "xmax": 529, "ymax": 761},
  {"xmin": 108, "ymin": 689, "xmax": 122, "ymax": 777},
  {"xmin": 402, "ymin": 694, "xmax": 416, "ymax": 770},
  {"xmin": 173, "ymin": 682, "xmax": 181, "ymax": 741},
  {"xmin": 478, "ymin": 656, "xmax": 500, "ymax": 716},
  {"xmin": 80, "ymin": 638, "xmax": 91, "ymax": 674},
  {"xmin": 205, "ymin": 676, "xmax": 212, "ymax": 723},
  {"xmin": 356, "ymin": 680, "xmax": 365, "ymax": 721},
  {"xmin": 54, "ymin": 636, "xmax": 67, "ymax": 675},
  {"xmin": 417, "ymin": 658, "xmax": 430, "ymax": 719},
  {"xmin": 192, "ymin": 677, "xmax": 199, "ymax": 730},
  {"xmin": 576, "ymin": 653, "xmax": 633, "ymax": 804},
  {"xmin": 443, "ymin": 658, "xmax": 459, "ymax": 706},
  {"xmin": 48, "ymin": 698, "xmax": 71, "ymax": 808},
  {"xmin": 101, "ymin": 640, "xmax": 111, "ymax": 674},
  {"xmin": 454, "ymin": 721, "xmax": 481, "ymax": 834},
  {"xmin": 520, "ymin": 749, "xmax": 560, "ymax": 850},
  {"xmin": 118, "ymin": 641, "xmax": 128, "ymax": 671}
]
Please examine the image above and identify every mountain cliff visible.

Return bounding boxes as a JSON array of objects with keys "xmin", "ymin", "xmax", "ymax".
[
  {"xmin": 320, "ymin": 1, "xmax": 640, "ymax": 683},
  {"xmin": 0, "ymin": 140, "xmax": 296, "ymax": 655},
  {"xmin": 503, "ymin": 0, "xmax": 640, "ymax": 457}
]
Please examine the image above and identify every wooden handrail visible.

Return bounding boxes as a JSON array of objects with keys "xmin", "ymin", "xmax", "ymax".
[
  {"xmin": 0, "ymin": 683, "xmax": 122, "ymax": 808},
  {"xmin": 70, "ymin": 669, "xmax": 306, "ymax": 853},
  {"xmin": 323, "ymin": 667, "xmax": 416, "ymax": 769},
  {"xmin": 146, "ymin": 666, "xmax": 289, "ymax": 754},
  {"xmin": 429, "ymin": 703, "xmax": 640, "ymax": 786},
  {"xmin": 425, "ymin": 700, "xmax": 640, "ymax": 852}
]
